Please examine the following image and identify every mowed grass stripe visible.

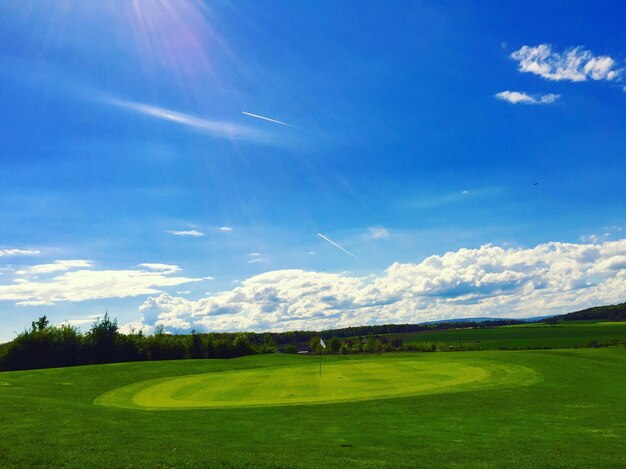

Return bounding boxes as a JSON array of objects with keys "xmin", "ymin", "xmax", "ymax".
[{"xmin": 96, "ymin": 355, "xmax": 540, "ymax": 410}]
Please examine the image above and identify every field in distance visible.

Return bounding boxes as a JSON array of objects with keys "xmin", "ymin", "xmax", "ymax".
[
  {"xmin": 1, "ymin": 332, "xmax": 625, "ymax": 467},
  {"xmin": 378, "ymin": 319, "xmax": 626, "ymax": 350}
]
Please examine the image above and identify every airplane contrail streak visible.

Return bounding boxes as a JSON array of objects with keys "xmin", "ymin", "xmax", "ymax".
[
  {"xmin": 242, "ymin": 111, "xmax": 295, "ymax": 127},
  {"xmin": 317, "ymin": 233, "xmax": 359, "ymax": 260}
]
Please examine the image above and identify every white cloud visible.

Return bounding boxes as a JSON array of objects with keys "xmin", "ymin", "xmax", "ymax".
[
  {"xmin": 139, "ymin": 263, "xmax": 182, "ymax": 274},
  {"xmin": 248, "ymin": 257, "xmax": 267, "ymax": 264},
  {"xmin": 137, "ymin": 239, "xmax": 626, "ymax": 333},
  {"xmin": 581, "ymin": 234, "xmax": 601, "ymax": 244},
  {"xmin": 0, "ymin": 262, "xmax": 201, "ymax": 306},
  {"xmin": 15, "ymin": 260, "xmax": 93, "ymax": 276},
  {"xmin": 495, "ymin": 91, "xmax": 560, "ymax": 105},
  {"xmin": 368, "ymin": 226, "xmax": 390, "ymax": 239},
  {"xmin": 105, "ymin": 97, "xmax": 270, "ymax": 143},
  {"xmin": 247, "ymin": 252, "xmax": 267, "ymax": 263},
  {"xmin": 404, "ymin": 187, "xmax": 500, "ymax": 210},
  {"xmin": 118, "ymin": 320, "xmax": 153, "ymax": 336},
  {"xmin": 511, "ymin": 44, "xmax": 622, "ymax": 82},
  {"xmin": 167, "ymin": 229, "xmax": 204, "ymax": 237},
  {"xmin": 0, "ymin": 248, "xmax": 40, "ymax": 257},
  {"xmin": 58, "ymin": 315, "xmax": 100, "ymax": 329},
  {"xmin": 218, "ymin": 226, "xmax": 233, "ymax": 232}
]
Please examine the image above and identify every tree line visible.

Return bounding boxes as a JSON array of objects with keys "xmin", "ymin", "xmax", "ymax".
[
  {"xmin": 0, "ymin": 314, "xmax": 276, "ymax": 371},
  {"xmin": 561, "ymin": 301, "xmax": 626, "ymax": 322},
  {"xmin": 0, "ymin": 313, "xmax": 528, "ymax": 371},
  {"xmin": 272, "ymin": 318, "xmax": 526, "ymax": 344}
]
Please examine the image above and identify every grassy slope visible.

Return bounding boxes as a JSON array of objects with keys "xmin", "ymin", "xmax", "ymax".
[
  {"xmin": 1, "ymin": 347, "xmax": 625, "ymax": 468},
  {"xmin": 392, "ymin": 321, "xmax": 626, "ymax": 349}
]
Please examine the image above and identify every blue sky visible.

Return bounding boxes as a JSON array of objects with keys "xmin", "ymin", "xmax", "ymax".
[{"xmin": 1, "ymin": 0, "xmax": 625, "ymax": 341}]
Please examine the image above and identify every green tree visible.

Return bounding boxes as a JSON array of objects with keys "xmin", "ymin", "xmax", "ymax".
[
  {"xmin": 89, "ymin": 312, "xmax": 119, "ymax": 363},
  {"xmin": 188, "ymin": 330, "xmax": 206, "ymax": 359},
  {"xmin": 363, "ymin": 334, "xmax": 377, "ymax": 352},
  {"xmin": 308, "ymin": 336, "xmax": 323, "ymax": 355},
  {"xmin": 31, "ymin": 315, "xmax": 50, "ymax": 332},
  {"xmin": 329, "ymin": 336, "xmax": 341, "ymax": 353},
  {"xmin": 260, "ymin": 333, "xmax": 277, "ymax": 354},
  {"xmin": 233, "ymin": 333, "xmax": 252, "ymax": 356}
]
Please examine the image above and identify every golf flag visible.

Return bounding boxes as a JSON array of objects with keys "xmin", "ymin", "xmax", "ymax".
[{"xmin": 320, "ymin": 338, "xmax": 326, "ymax": 349}]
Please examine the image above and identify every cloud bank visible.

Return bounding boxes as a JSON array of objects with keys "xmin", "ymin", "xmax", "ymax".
[
  {"xmin": 511, "ymin": 44, "xmax": 622, "ymax": 82},
  {"xmin": 0, "ymin": 262, "xmax": 201, "ymax": 306},
  {"xmin": 495, "ymin": 91, "xmax": 560, "ymax": 105},
  {"xmin": 138, "ymin": 239, "xmax": 626, "ymax": 333}
]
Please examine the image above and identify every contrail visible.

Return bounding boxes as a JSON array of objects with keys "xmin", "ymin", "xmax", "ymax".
[
  {"xmin": 242, "ymin": 111, "xmax": 295, "ymax": 127},
  {"xmin": 317, "ymin": 233, "xmax": 359, "ymax": 260}
]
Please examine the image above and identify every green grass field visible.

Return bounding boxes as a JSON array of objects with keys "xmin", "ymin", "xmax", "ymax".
[
  {"xmin": 96, "ymin": 355, "xmax": 539, "ymax": 410},
  {"xmin": 391, "ymin": 320, "xmax": 626, "ymax": 350},
  {"xmin": 1, "ymin": 344, "xmax": 625, "ymax": 467}
]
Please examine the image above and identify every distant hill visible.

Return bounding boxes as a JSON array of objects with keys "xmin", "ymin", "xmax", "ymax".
[{"xmin": 561, "ymin": 302, "xmax": 626, "ymax": 322}]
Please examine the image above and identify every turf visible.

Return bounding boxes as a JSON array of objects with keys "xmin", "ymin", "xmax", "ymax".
[
  {"xmin": 1, "ymin": 347, "xmax": 625, "ymax": 468},
  {"xmin": 392, "ymin": 320, "xmax": 626, "ymax": 349},
  {"xmin": 96, "ymin": 355, "xmax": 539, "ymax": 409}
]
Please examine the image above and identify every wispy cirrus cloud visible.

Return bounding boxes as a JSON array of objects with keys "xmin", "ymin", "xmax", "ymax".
[
  {"xmin": 403, "ymin": 187, "xmax": 499, "ymax": 210},
  {"xmin": 104, "ymin": 97, "xmax": 270, "ymax": 143},
  {"xmin": 248, "ymin": 258, "xmax": 267, "ymax": 264},
  {"xmin": 511, "ymin": 44, "xmax": 622, "ymax": 82},
  {"xmin": 368, "ymin": 226, "xmax": 390, "ymax": 239},
  {"xmin": 495, "ymin": 91, "xmax": 560, "ymax": 105},
  {"xmin": 167, "ymin": 229, "xmax": 205, "ymax": 237},
  {"xmin": 0, "ymin": 248, "xmax": 40, "ymax": 257},
  {"xmin": 15, "ymin": 260, "xmax": 93, "ymax": 276},
  {"xmin": 247, "ymin": 253, "xmax": 268, "ymax": 264},
  {"xmin": 138, "ymin": 263, "xmax": 182, "ymax": 274}
]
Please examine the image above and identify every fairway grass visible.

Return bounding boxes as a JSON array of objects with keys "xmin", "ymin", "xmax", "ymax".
[{"xmin": 96, "ymin": 355, "xmax": 540, "ymax": 409}]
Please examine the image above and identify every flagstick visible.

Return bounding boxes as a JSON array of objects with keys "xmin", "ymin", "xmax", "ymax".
[{"xmin": 318, "ymin": 337, "xmax": 326, "ymax": 378}]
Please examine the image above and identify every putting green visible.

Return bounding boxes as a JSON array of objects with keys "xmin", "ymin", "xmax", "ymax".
[{"xmin": 95, "ymin": 355, "xmax": 541, "ymax": 410}]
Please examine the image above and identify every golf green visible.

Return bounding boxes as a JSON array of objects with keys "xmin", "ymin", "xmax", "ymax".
[{"xmin": 95, "ymin": 355, "xmax": 541, "ymax": 409}]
